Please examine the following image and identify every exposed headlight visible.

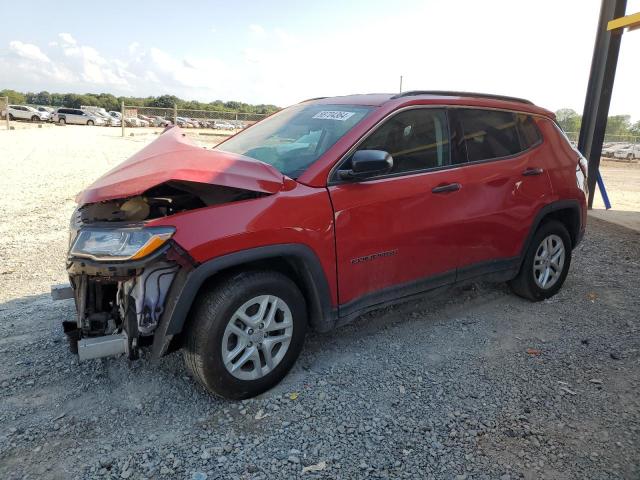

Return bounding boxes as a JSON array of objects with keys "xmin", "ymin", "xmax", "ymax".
[{"xmin": 70, "ymin": 227, "xmax": 175, "ymax": 261}]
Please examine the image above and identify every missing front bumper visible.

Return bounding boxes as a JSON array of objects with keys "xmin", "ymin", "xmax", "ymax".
[
  {"xmin": 77, "ymin": 332, "xmax": 128, "ymax": 361},
  {"xmin": 58, "ymin": 247, "xmax": 190, "ymax": 360}
]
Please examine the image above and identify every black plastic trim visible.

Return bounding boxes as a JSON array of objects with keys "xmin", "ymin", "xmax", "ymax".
[
  {"xmin": 66, "ymin": 243, "xmax": 172, "ymax": 276},
  {"xmin": 456, "ymin": 257, "xmax": 520, "ymax": 283},
  {"xmin": 518, "ymin": 200, "xmax": 583, "ymax": 269},
  {"xmin": 160, "ymin": 244, "xmax": 335, "ymax": 339},
  {"xmin": 338, "ymin": 269, "xmax": 456, "ymax": 322}
]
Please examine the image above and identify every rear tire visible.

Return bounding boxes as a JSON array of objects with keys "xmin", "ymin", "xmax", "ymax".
[
  {"xmin": 184, "ymin": 270, "xmax": 307, "ymax": 399},
  {"xmin": 509, "ymin": 220, "xmax": 572, "ymax": 301}
]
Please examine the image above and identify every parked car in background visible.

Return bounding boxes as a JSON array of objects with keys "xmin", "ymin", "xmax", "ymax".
[
  {"xmin": 53, "ymin": 108, "xmax": 105, "ymax": 126},
  {"xmin": 60, "ymin": 91, "xmax": 587, "ymax": 399},
  {"xmin": 613, "ymin": 144, "xmax": 640, "ymax": 160},
  {"xmin": 184, "ymin": 117, "xmax": 201, "ymax": 128},
  {"xmin": 150, "ymin": 116, "xmax": 172, "ymax": 127},
  {"xmin": 124, "ymin": 116, "xmax": 149, "ymax": 127},
  {"xmin": 81, "ymin": 106, "xmax": 116, "ymax": 126},
  {"xmin": 602, "ymin": 143, "xmax": 628, "ymax": 157},
  {"xmin": 4, "ymin": 105, "xmax": 50, "ymax": 122},
  {"xmin": 138, "ymin": 114, "xmax": 154, "ymax": 125},
  {"xmin": 213, "ymin": 120, "xmax": 235, "ymax": 130},
  {"xmin": 36, "ymin": 106, "xmax": 55, "ymax": 119},
  {"xmin": 176, "ymin": 117, "xmax": 193, "ymax": 128}
]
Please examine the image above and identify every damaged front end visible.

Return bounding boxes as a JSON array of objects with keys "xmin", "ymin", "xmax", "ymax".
[
  {"xmin": 62, "ymin": 181, "xmax": 269, "ymax": 361},
  {"xmin": 56, "ymin": 126, "xmax": 285, "ymax": 361},
  {"xmin": 64, "ymin": 216, "xmax": 193, "ymax": 361}
]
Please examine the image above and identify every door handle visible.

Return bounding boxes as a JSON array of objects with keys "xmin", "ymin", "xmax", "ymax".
[
  {"xmin": 431, "ymin": 182, "xmax": 461, "ymax": 194},
  {"xmin": 522, "ymin": 167, "xmax": 544, "ymax": 176}
]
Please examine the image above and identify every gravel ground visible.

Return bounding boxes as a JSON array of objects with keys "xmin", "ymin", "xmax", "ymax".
[{"xmin": 1, "ymin": 126, "xmax": 639, "ymax": 479}]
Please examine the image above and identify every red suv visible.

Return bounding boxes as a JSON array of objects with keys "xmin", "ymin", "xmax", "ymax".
[{"xmin": 63, "ymin": 91, "xmax": 588, "ymax": 399}]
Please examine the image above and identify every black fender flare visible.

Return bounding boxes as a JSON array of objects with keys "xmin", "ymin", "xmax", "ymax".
[
  {"xmin": 518, "ymin": 199, "xmax": 583, "ymax": 270},
  {"xmin": 152, "ymin": 244, "xmax": 336, "ymax": 358}
]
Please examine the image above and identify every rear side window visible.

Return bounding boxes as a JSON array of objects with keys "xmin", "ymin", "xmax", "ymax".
[
  {"xmin": 357, "ymin": 108, "xmax": 450, "ymax": 174},
  {"xmin": 458, "ymin": 109, "xmax": 521, "ymax": 162},
  {"xmin": 516, "ymin": 114, "xmax": 542, "ymax": 149}
]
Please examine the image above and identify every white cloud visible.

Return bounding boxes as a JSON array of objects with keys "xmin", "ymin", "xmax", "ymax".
[
  {"xmin": 9, "ymin": 41, "xmax": 50, "ymax": 63},
  {"xmin": 58, "ymin": 32, "xmax": 77, "ymax": 46},
  {"xmin": 128, "ymin": 42, "xmax": 141, "ymax": 55}
]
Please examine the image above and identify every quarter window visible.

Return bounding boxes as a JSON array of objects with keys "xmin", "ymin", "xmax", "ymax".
[
  {"xmin": 516, "ymin": 114, "xmax": 542, "ymax": 149},
  {"xmin": 356, "ymin": 109, "xmax": 449, "ymax": 174},
  {"xmin": 458, "ymin": 109, "xmax": 521, "ymax": 162}
]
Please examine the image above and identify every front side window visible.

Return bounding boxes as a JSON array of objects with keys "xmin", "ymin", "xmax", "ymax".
[
  {"xmin": 217, "ymin": 104, "xmax": 372, "ymax": 178},
  {"xmin": 458, "ymin": 109, "xmax": 521, "ymax": 162},
  {"xmin": 355, "ymin": 108, "xmax": 450, "ymax": 174}
]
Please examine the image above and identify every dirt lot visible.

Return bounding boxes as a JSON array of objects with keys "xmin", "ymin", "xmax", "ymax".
[
  {"xmin": 592, "ymin": 158, "xmax": 640, "ymax": 212},
  {"xmin": 0, "ymin": 126, "xmax": 639, "ymax": 479}
]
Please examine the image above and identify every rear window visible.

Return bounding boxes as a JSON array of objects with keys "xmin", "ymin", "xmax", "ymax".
[{"xmin": 458, "ymin": 109, "xmax": 521, "ymax": 162}]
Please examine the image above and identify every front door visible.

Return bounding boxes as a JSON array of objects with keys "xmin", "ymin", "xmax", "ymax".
[{"xmin": 328, "ymin": 107, "xmax": 466, "ymax": 314}]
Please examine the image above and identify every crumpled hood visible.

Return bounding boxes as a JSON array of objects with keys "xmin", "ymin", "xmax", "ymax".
[{"xmin": 77, "ymin": 127, "xmax": 285, "ymax": 205}]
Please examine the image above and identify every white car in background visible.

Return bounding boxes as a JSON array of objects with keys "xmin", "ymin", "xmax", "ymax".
[
  {"xmin": 613, "ymin": 144, "xmax": 640, "ymax": 160},
  {"xmin": 82, "ymin": 106, "xmax": 118, "ymax": 126},
  {"xmin": 602, "ymin": 143, "xmax": 629, "ymax": 158},
  {"xmin": 52, "ymin": 108, "xmax": 105, "ymax": 125},
  {"xmin": 213, "ymin": 120, "xmax": 236, "ymax": 130},
  {"xmin": 36, "ymin": 106, "xmax": 55, "ymax": 119},
  {"xmin": 4, "ymin": 105, "xmax": 50, "ymax": 122}
]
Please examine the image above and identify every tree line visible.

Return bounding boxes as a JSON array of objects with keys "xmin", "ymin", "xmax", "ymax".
[
  {"xmin": 556, "ymin": 108, "xmax": 640, "ymax": 138},
  {"xmin": 0, "ymin": 89, "xmax": 280, "ymax": 114}
]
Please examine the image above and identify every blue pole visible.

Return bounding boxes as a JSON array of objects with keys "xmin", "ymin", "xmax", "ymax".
[{"xmin": 596, "ymin": 170, "xmax": 612, "ymax": 210}]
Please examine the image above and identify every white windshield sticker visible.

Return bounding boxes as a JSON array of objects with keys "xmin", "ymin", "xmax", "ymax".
[{"xmin": 312, "ymin": 110, "xmax": 355, "ymax": 121}]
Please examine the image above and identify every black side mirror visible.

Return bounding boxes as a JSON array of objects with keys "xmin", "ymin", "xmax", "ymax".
[{"xmin": 338, "ymin": 150, "xmax": 393, "ymax": 180}]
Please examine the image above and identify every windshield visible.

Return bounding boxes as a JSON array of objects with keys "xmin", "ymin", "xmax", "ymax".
[{"xmin": 216, "ymin": 103, "xmax": 372, "ymax": 178}]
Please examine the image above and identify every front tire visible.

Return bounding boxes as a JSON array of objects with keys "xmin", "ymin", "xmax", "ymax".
[
  {"xmin": 8, "ymin": 113, "xmax": 14, "ymax": 121},
  {"xmin": 509, "ymin": 220, "xmax": 572, "ymax": 301},
  {"xmin": 31, "ymin": 115, "xmax": 39, "ymax": 122},
  {"xmin": 58, "ymin": 118, "xmax": 66, "ymax": 125},
  {"xmin": 184, "ymin": 270, "xmax": 307, "ymax": 399},
  {"xmin": 87, "ymin": 120, "xmax": 94, "ymax": 126}
]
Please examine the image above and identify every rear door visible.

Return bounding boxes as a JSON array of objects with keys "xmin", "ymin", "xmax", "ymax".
[
  {"xmin": 449, "ymin": 108, "xmax": 553, "ymax": 277},
  {"xmin": 328, "ymin": 107, "xmax": 467, "ymax": 313},
  {"xmin": 16, "ymin": 106, "xmax": 29, "ymax": 120}
]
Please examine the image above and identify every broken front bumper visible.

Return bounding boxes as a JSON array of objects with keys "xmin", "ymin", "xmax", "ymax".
[{"xmin": 56, "ymin": 242, "xmax": 195, "ymax": 361}]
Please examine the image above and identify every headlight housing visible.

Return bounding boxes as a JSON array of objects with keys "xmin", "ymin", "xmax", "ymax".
[{"xmin": 69, "ymin": 227, "xmax": 175, "ymax": 261}]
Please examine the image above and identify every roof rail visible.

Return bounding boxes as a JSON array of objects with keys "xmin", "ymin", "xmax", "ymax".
[
  {"xmin": 391, "ymin": 90, "xmax": 534, "ymax": 105},
  {"xmin": 300, "ymin": 96, "xmax": 328, "ymax": 102}
]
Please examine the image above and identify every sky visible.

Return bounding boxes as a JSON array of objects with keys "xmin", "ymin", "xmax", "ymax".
[{"xmin": 1, "ymin": 0, "xmax": 639, "ymax": 119}]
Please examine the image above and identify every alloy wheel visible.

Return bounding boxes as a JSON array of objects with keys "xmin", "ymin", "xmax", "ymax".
[
  {"xmin": 221, "ymin": 295, "xmax": 293, "ymax": 380},
  {"xmin": 533, "ymin": 234, "xmax": 565, "ymax": 289}
]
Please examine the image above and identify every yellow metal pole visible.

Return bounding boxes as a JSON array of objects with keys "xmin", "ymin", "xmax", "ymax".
[{"xmin": 607, "ymin": 11, "xmax": 640, "ymax": 31}]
